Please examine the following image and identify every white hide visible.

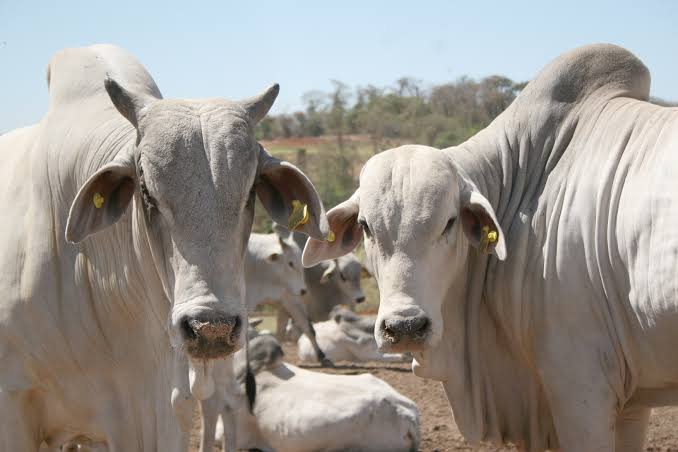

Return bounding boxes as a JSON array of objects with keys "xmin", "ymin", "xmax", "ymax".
[
  {"xmin": 298, "ymin": 319, "xmax": 408, "ymax": 364},
  {"xmin": 303, "ymin": 44, "xmax": 678, "ymax": 451},
  {"xmin": 216, "ymin": 349, "xmax": 419, "ymax": 452}
]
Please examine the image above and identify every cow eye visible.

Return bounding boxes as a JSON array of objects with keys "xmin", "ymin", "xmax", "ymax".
[
  {"xmin": 339, "ymin": 272, "xmax": 347, "ymax": 282},
  {"xmin": 288, "ymin": 261, "xmax": 294, "ymax": 269},
  {"xmin": 443, "ymin": 217, "xmax": 456, "ymax": 235},
  {"xmin": 358, "ymin": 218, "xmax": 370, "ymax": 238}
]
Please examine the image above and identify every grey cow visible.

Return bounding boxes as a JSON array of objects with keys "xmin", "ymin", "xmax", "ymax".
[
  {"xmin": 305, "ymin": 44, "xmax": 678, "ymax": 451},
  {"xmin": 0, "ymin": 44, "xmax": 327, "ymax": 451},
  {"xmin": 245, "ymin": 225, "xmax": 332, "ymax": 365},
  {"xmin": 276, "ymin": 232, "xmax": 367, "ymax": 342}
]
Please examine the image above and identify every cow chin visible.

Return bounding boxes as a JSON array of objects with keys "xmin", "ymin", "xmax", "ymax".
[{"xmin": 411, "ymin": 349, "xmax": 447, "ymax": 381}]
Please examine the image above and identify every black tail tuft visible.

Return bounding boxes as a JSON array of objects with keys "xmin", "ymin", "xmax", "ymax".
[{"xmin": 245, "ymin": 366, "xmax": 256, "ymax": 413}]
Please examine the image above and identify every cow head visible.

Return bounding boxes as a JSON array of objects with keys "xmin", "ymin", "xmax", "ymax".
[
  {"xmin": 266, "ymin": 223, "xmax": 307, "ymax": 298},
  {"xmin": 319, "ymin": 255, "xmax": 367, "ymax": 304},
  {"xmin": 303, "ymin": 145, "xmax": 505, "ymax": 359},
  {"xmin": 66, "ymin": 79, "xmax": 327, "ymax": 371}
]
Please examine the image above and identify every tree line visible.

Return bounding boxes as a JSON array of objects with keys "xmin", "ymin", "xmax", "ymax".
[{"xmin": 256, "ymin": 75, "xmax": 527, "ymax": 150}]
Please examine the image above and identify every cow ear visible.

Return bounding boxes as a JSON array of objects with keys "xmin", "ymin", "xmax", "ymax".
[
  {"xmin": 302, "ymin": 190, "xmax": 361, "ymax": 267},
  {"xmin": 256, "ymin": 147, "xmax": 329, "ymax": 241},
  {"xmin": 319, "ymin": 260, "xmax": 338, "ymax": 284},
  {"xmin": 66, "ymin": 154, "xmax": 136, "ymax": 244},
  {"xmin": 104, "ymin": 77, "xmax": 154, "ymax": 128},
  {"xmin": 459, "ymin": 189, "xmax": 506, "ymax": 260}
]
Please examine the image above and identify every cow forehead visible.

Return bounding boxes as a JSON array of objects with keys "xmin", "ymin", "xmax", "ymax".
[
  {"xmin": 139, "ymin": 100, "xmax": 258, "ymax": 206},
  {"xmin": 338, "ymin": 256, "xmax": 361, "ymax": 280},
  {"xmin": 360, "ymin": 146, "xmax": 459, "ymax": 240}
]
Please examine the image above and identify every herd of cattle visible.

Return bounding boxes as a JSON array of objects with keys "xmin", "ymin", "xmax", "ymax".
[{"xmin": 2, "ymin": 42, "xmax": 678, "ymax": 452}]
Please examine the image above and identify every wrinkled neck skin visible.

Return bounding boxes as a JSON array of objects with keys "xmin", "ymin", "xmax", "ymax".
[
  {"xmin": 416, "ymin": 106, "xmax": 583, "ymax": 447},
  {"xmin": 72, "ymin": 136, "xmax": 172, "ymax": 360},
  {"xmin": 38, "ymin": 123, "xmax": 190, "ymax": 449}
]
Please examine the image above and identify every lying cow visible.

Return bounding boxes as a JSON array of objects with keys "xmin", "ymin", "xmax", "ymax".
[
  {"xmin": 304, "ymin": 44, "xmax": 678, "ymax": 451},
  {"xmin": 212, "ymin": 334, "xmax": 420, "ymax": 452},
  {"xmin": 277, "ymin": 231, "xmax": 368, "ymax": 341},
  {"xmin": 247, "ymin": 225, "xmax": 331, "ymax": 365},
  {"xmin": 0, "ymin": 44, "xmax": 327, "ymax": 451},
  {"xmin": 298, "ymin": 306, "xmax": 409, "ymax": 363}
]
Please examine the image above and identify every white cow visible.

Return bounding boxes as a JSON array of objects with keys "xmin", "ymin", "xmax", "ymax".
[
  {"xmin": 247, "ymin": 226, "xmax": 331, "ymax": 365},
  {"xmin": 0, "ymin": 44, "xmax": 327, "ymax": 451},
  {"xmin": 277, "ymin": 233, "xmax": 368, "ymax": 341},
  {"xmin": 304, "ymin": 44, "xmax": 678, "ymax": 451},
  {"xmin": 298, "ymin": 307, "xmax": 409, "ymax": 363},
  {"xmin": 214, "ymin": 334, "xmax": 420, "ymax": 452}
]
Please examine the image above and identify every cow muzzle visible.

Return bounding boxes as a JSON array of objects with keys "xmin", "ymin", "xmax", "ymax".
[
  {"xmin": 377, "ymin": 309, "xmax": 431, "ymax": 352},
  {"xmin": 178, "ymin": 311, "xmax": 243, "ymax": 359}
]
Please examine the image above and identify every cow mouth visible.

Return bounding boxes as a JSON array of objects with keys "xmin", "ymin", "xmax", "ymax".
[
  {"xmin": 184, "ymin": 338, "xmax": 239, "ymax": 360},
  {"xmin": 411, "ymin": 349, "xmax": 447, "ymax": 381}
]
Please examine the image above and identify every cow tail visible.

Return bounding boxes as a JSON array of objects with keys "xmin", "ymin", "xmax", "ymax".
[{"xmin": 245, "ymin": 335, "xmax": 256, "ymax": 413}]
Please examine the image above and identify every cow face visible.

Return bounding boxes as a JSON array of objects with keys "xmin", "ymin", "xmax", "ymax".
[
  {"xmin": 268, "ymin": 224, "xmax": 307, "ymax": 298},
  {"xmin": 66, "ymin": 79, "xmax": 328, "ymax": 366},
  {"xmin": 319, "ymin": 255, "xmax": 366, "ymax": 304},
  {"xmin": 303, "ymin": 145, "xmax": 505, "ymax": 357}
]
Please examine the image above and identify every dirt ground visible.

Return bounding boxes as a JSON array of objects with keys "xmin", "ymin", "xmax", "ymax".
[{"xmin": 190, "ymin": 343, "xmax": 678, "ymax": 451}]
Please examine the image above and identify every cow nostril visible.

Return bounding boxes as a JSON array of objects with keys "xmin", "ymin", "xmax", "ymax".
[
  {"xmin": 180, "ymin": 317, "xmax": 198, "ymax": 341},
  {"xmin": 355, "ymin": 296, "xmax": 366, "ymax": 303},
  {"xmin": 300, "ymin": 289, "xmax": 307, "ymax": 296},
  {"xmin": 414, "ymin": 317, "xmax": 431, "ymax": 337},
  {"xmin": 381, "ymin": 316, "xmax": 430, "ymax": 344},
  {"xmin": 381, "ymin": 320, "xmax": 399, "ymax": 342},
  {"xmin": 180, "ymin": 314, "xmax": 241, "ymax": 343}
]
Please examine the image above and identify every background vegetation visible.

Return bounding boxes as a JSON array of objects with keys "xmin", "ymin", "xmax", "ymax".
[{"xmin": 253, "ymin": 74, "xmax": 526, "ymax": 233}]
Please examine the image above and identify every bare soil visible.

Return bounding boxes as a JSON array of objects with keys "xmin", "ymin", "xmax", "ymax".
[{"xmin": 190, "ymin": 343, "xmax": 678, "ymax": 451}]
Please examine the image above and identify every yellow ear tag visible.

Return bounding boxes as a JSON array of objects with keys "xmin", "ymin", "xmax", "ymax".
[
  {"xmin": 288, "ymin": 200, "xmax": 310, "ymax": 231},
  {"xmin": 327, "ymin": 230, "xmax": 336, "ymax": 242},
  {"xmin": 93, "ymin": 192, "xmax": 105, "ymax": 209},
  {"xmin": 479, "ymin": 225, "xmax": 498, "ymax": 254}
]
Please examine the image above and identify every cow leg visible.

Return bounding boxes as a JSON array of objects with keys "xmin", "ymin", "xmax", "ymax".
[
  {"xmin": 540, "ymin": 356, "xmax": 618, "ymax": 451},
  {"xmin": 199, "ymin": 395, "xmax": 220, "ymax": 452},
  {"xmin": 276, "ymin": 308, "xmax": 291, "ymax": 342},
  {"xmin": 0, "ymin": 391, "xmax": 41, "ymax": 451},
  {"xmin": 219, "ymin": 405, "xmax": 238, "ymax": 452},
  {"xmin": 303, "ymin": 319, "xmax": 334, "ymax": 367},
  {"xmin": 615, "ymin": 406, "xmax": 650, "ymax": 452},
  {"xmin": 280, "ymin": 299, "xmax": 334, "ymax": 367}
]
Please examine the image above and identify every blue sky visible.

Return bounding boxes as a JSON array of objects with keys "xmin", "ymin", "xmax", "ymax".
[{"xmin": 2, "ymin": 1, "xmax": 677, "ymax": 133}]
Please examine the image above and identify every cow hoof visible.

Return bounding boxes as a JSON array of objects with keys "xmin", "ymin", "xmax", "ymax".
[{"xmin": 320, "ymin": 358, "xmax": 335, "ymax": 368}]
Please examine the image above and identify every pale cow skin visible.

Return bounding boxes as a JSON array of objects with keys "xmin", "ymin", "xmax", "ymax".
[
  {"xmin": 0, "ymin": 44, "xmax": 327, "ymax": 451},
  {"xmin": 213, "ymin": 335, "xmax": 420, "ymax": 452},
  {"xmin": 304, "ymin": 44, "xmax": 678, "ymax": 451}
]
